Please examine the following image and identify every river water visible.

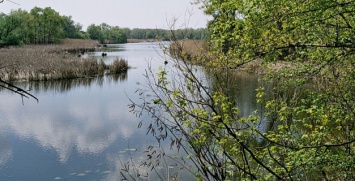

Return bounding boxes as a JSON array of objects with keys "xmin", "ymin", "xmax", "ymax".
[{"xmin": 0, "ymin": 42, "xmax": 262, "ymax": 180}]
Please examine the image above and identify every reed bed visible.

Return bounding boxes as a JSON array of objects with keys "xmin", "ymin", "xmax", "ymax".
[
  {"xmin": 169, "ymin": 40, "xmax": 208, "ymax": 65},
  {"xmin": 60, "ymin": 39, "xmax": 98, "ymax": 52},
  {"xmin": 0, "ymin": 39, "xmax": 128, "ymax": 81}
]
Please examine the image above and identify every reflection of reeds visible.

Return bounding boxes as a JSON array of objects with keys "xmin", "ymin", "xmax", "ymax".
[
  {"xmin": 9, "ymin": 74, "xmax": 128, "ymax": 94},
  {"xmin": 0, "ymin": 39, "xmax": 129, "ymax": 81}
]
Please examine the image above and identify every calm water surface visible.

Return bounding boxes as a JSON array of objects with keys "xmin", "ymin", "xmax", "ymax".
[{"xmin": 0, "ymin": 42, "xmax": 262, "ymax": 180}]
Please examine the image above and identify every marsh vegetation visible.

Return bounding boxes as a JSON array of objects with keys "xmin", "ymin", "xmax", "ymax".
[{"xmin": 0, "ymin": 39, "xmax": 128, "ymax": 81}]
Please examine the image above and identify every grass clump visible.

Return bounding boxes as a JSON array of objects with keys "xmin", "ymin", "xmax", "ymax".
[{"xmin": 107, "ymin": 58, "xmax": 128, "ymax": 74}]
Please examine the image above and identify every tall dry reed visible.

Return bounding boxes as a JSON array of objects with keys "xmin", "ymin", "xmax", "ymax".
[
  {"xmin": 107, "ymin": 58, "xmax": 128, "ymax": 74},
  {"xmin": 169, "ymin": 40, "xmax": 208, "ymax": 65}
]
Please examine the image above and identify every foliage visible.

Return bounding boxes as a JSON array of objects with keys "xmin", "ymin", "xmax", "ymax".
[
  {"xmin": 63, "ymin": 16, "xmax": 87, "ymax": 39},
  {"xmin": 0, "ymin": 7, "xmax": 84, "ymax": 46},
  {"xmin": 123, "ymin": 28, "xmax": 209, "ymax": 40},
  {"xmin": 130, "ymin": 0, "xmax": 355, "ymax": 180},
  {"xmin": 30, "ymin": 7, "xmax": 65, "ymax": 44},
  {"xmin": 87, "ymin": 23, "xmax": 127, "ymax": 44},
  {"xmin": 0, "ymin": 7, "xmax": 207, "ymax": 46},
  {"xmin": 87, "ymin": 24, "xmax": 104, "ymax": 42},
  {"xmin": 0, "ymin": 11, "xmax": 25, "ymax": 45}
]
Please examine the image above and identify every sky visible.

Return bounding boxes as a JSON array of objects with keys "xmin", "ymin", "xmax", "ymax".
[{"xmin": 0, "ymin": 0, "xmax": 211, "ymax": 30}]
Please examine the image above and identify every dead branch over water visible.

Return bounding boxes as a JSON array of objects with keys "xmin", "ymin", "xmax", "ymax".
[{"xmin": 0, "ymin": 39, "xmax": 128, "ymax": 81}]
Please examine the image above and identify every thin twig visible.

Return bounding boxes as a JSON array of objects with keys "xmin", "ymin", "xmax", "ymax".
[
  {"xmin": 0, "ymin": 78, "xmax": 38, "ymax": 102},
  {"xmin": 6, "ymin": 0, "xmax": 19, "ymax": 5}
]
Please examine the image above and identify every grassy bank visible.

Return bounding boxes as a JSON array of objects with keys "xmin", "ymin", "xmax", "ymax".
[{"xmin": 0, "ymin": 39, "xmax": 128, "ymax": 81}]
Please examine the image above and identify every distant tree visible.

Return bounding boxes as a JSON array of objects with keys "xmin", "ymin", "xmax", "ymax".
[
  {"xmin": 63, "ymin": 16, "xmax": 84, "ymax": 39},
  {"xmin": 129, "ymin": 28, "xmax": 145, "ymax": 39},
  {"xmin": 43, "ymin": 7, "xmax": 65, "ymax": 43},
  {"xmin": 108, "ymin": 26, "xmax": 127, "ymax": 43},
  {"xmin": 123, "ymin": 28, "xmax": 207, "ymax": 40},
  {"xmin": 145, "ymin": 30, "xmax": 154, "ymax": 39},
  {"xmin": 0, "ymin": 7, "xmax": 88, "ymax": 46},
  {"xmin": 86, "ymin": 24, "xmax": 104, "ymax": 43},
  {"xmin": 29, "ymin": 7, "xmax": 65, "ymax": 44},
  {"xmin": 9, "ymin": 9, "xmax": 34, "ymax": 44},
  {"xmin": 122, "ymin": 28, "xmax": 131, "ymax": 39},
  {"xmin": 86, "ymin": 23, "xmax": 127, "ymax": 44},
  {"xmin": 0, "ymin": 12, "xmax": 23, "ymax": 46}
]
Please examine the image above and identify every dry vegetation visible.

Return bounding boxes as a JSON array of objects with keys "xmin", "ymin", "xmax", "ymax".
[
  {"xmin": 0, "ymin": 39, "xmax": 128, "ymax": 81},
  {"xmin": 170, "ymin": 40, "xmax": 297, "ymax": 74},
  {"xmin": 169, "ymin": 40, "xmax": 208, "ymax": 65}
]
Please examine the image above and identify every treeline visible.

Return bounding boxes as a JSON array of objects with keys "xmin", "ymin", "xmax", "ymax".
[
  {"xmin": 1, "ymin": 7, "xmax": 207, "ymax": 46},
  {"xmin": 0, "ymin": 7, "xmax": 86, "ymax": 46},
  {"xmin": 123, "ymin": 28, "xmax": 208, "ymax": 40},
  {"xmin": 0, "ymin": 7, "xmax": 128, "ymax": 46},
  {"xmin": 87, "ymin": 23, "xmax": 127, "ymax": 44}
]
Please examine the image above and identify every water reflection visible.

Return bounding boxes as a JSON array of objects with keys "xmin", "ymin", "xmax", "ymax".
[
  {"xmin": 1, "ymin": 80, "xmax": 137, "ymax": 163},
  {"xmin": 208, "ymin": 70, "xmax": 266, "ymax": 116},
  {"xmin": 0, "ymin": 42, "xmax": 166, "ymax": 180},
  {"xmin": 0, "ymin": 42, "xmax": 263, "ymax": 180},
  {"xmin": 0, "ymin": 133, "xmax": 12, "ymax": 168},
  {"xmin": 206, "ymin": 69, "xmax": 272, "ymax": 141},
  {"xmin": 15, "ymin": 73, "xmax": 127, "ymax": 94}
]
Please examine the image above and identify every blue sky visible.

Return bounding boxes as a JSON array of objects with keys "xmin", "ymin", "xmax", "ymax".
[{"xmin": 0, "ymin": 0, "xmax": 210, "ymax": 30}]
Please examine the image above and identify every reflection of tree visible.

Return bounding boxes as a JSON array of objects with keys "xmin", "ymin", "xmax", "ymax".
[{"xmin": 207, "ymin": 70, "xmax": 262, "ymax": 116}]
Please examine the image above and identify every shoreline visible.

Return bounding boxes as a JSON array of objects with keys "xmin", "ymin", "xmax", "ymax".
[{"xmin": 127, "ymin": 39, "xmax": 159, "ymax": 43}]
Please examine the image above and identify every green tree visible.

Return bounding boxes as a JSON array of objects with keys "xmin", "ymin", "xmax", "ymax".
[
  {"xmin": 29, "ymin": 7, "xmax": 64, "ymax": 44},
  {"xmin": 1, "ymin": 7, "xmax": 84, "ymax": 46},
  {"xmin": 86, "ymin": 24, "xmax": 104, "ymax": 43},
  {"xmin": 10, "ymin": 9, "xmax": 35, "ymax": 44},
  {"xmin": 87, "ymin": 23, "xmax": 127, "ymax": 44},
  {"xmin": 108, "ymin": 26, "xmax": 127, "ymax": 43},
  {"xmin": 124, "ymin": 28, "xmax": 206, "ymax": 41},
  {"xmin": 63, "ymin": 15, "xmax": 84, "ymax": 39},
  {"xmin": 0, "ymin": 11, "xmax": 23, "ymax": 45},
  {"xmin": 130, "ymin": 0, "xmax": 355, "ymax": 180},
  {"xmin": 42, "ymin": 7, "xmax": 65, "ymax": 43}
]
